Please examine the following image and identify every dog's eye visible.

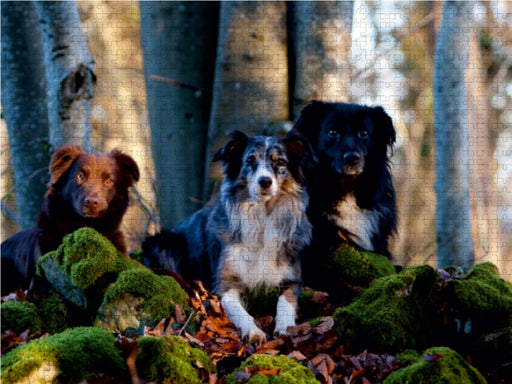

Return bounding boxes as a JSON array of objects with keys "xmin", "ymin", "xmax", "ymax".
[
  {"xmin": 105, "ymin": 178, "xmax": 114, "ymax": 186},
  {"xmin": 246, "ymin": 156, "xmax": 256, "ymax": 165},
  {"xmin": 276, "ymin": 158, "xmax": 287, "ymax": 167},
  {"xmin": 328, "ymin": 130, "xmax": 339, "ymax": 138},
  {"xmin": 358, "ymin": 130, "xmax": 369, "ymax": 139},
  {"xmin": 76, "ymin": 172, "xmax": 85, "ymax": 183}
]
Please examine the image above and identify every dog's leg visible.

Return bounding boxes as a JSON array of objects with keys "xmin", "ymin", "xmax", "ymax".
[
  {"xmin": 274, "ymin": 286, "xmax": 298, "ymax": 336},
  {"xmin": 221, "ymin": 288, "xmax": 267, "ymax": 344},
  {"xmin": 107, "ymin": 230, "xmax": 129, "ymax": 258}
]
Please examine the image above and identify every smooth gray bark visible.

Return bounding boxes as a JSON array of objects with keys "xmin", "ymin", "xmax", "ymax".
[
  {"xmin": 1, "ymin": 1, "xmax": 50, "ymax": 228},
  {"xmin": 433, "ymin": 1, "xmax": 475, "ymax": 269},
  {"xmin": 291, "ymin": 1, "xmax": 354, "ymax": 119},
  {"xmin": 204, "ymin": 2, "xmax": 289, "ymax": 200},
  {"xmin": 140, "ymin": 1, "xmax": 219, "ymax": 228}
]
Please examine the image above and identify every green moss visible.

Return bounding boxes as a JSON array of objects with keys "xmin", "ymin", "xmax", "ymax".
[
  {"xmin": 226, "ymin": 354, "xmax": 319, "ymax": 384},
  {"xmin": 37, "ymin": 294, "xmax": 68, "ymax": 334},
  {"xmin": 396, "ymin": 349, "xmax": 421, "ymax": 366},
  {"xmin": 130, "ymin": 248, "xmax": 144, "ymax": 264},
  {"xmin": 242, "ymin": 285, "xmax": 280, "ymax": 316},
  {"xmin": 334, "ymin": 265, "xmax": 440, "ymax": 353},
  {"xmin": 328, "ymin": 244, "xmax": 396, "ymax": 287},
  {"xmin": 383, "ymin": 347, "xmax": 486, "ymax": 384},
  {"xmin": 1, "ymin": 301, "xmax": 41, "ymax": 335},
  {"xmin": 136, "ymin": 336, "xmax": 212, "ymax": 384},
  {"xmin": 37, "ymin": 227, "xmax": 139, "ymax": 290},
  {"xmin": 447, "ymin": 262, "xmax": 512, "ymax": 336},
  {"xmin": 1, "ymin": 327, "xmax": 127, "ymax": 384},
  {"xmin": 101, "ymin": 268, "xmax": 189, "ymax": 325}
]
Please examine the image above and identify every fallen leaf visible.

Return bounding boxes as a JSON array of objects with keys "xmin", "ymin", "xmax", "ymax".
[
  {"xmin": 287, "ymin": 350, "xmax": 308, "ymax": 361},
  {"xmin": 424, "ymin": 352, "xmax": 444, "ymax": 363}
]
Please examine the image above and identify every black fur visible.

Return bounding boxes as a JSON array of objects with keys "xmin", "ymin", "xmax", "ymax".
[{"xmin": 287, "ymin": 101, "xmax": 397, "ymax": 291}]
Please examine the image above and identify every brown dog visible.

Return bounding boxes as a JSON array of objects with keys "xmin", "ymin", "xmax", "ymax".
[{"xmin": 1, "ymin": 145, "xmax": 139, "ymax": 294}]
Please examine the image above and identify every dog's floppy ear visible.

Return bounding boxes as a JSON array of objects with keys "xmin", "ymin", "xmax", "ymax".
[
  {"xmin": 372, "ymin": 106, "xmax": 396, "ymax": 149},
  {"xmin": 289, "ymin": 100, "xmax": 331, "ymax": 144},
  {"xmin": 110, "ymin": 149, "xmax": 140, "ymax": 186},
  {"xmin": 49, "ymin": 145, "xmax": 84, "ymax": 185},
  {"xmin": 282, "ymin": 135, "xmax": 317, "ymax": 183},
  {"xmin": 213, "ymin": 130, "xmax": 249, "ymax": 179}
]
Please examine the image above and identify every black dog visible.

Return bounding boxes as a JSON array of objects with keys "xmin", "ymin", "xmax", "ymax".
[
  {"xmin": 287, "ymin": 101, "xmax": 397, "ymax": 290},
  {"xmin": 143, "ymin": 131, "xmax": 312, "ymax": 342}
]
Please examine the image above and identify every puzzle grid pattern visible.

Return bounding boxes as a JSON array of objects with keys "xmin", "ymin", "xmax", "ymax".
[{"xmin": 0, "ymin": 1, "xmax": 510, "ymax": 281}]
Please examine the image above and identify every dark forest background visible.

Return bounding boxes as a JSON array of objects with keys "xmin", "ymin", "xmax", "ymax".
[{"xmin": 1, "ymin": 1, "xmax": 511, "ymax": 279}]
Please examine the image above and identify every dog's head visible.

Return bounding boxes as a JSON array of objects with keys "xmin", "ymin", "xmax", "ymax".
[
  {"xmin": 213, "ymin": 131, "xmax": 311, "ymax": 203},
  {"xmin": 290, "ymin": 101, "xmax": 396, "ymax": 177},
  {"xmin": 48, "ymin": 145, "xmax": 140, "ymax": 218}
]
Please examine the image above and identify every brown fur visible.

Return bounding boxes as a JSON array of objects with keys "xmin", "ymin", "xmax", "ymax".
[{"xmin": 1, "ymin": 145, "xmax": 139, "ymax": 294}]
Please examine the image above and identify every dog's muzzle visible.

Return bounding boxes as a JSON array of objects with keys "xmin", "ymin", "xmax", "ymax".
[{"xmin": 336, "ymin": 151, "xmax": 364, "ymax": 175}]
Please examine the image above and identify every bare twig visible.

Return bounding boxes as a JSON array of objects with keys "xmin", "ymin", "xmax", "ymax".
[
  {"xmin": 150, "ymin": 74, "xmax": 210, "ymax": 94},
  {"xmin": 130, "ymin": 186, "xmax": 160, "ymax": 234},
  {"xmin": 177, "ymin": 309, "xmax": 198, "ymax": 337}
]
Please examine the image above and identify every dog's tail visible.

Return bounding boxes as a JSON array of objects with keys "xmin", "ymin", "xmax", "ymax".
[
  {"xmin": 141, "ymin": 230, "xmax": 195, "ymax": 294},
  {"xmin": 142, "ymin": 230, "xmax": 189, "ymax": 274}
]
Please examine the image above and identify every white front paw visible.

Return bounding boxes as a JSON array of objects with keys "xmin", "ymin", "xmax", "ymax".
[
  {"xmin": 243, "ymin": 326, "xmax": 267, "ymax": 344},
  {"xmin": 274, "ymin": 294, "xmax": 296, "ymax": 336},
  {"xmin": 273, "ymin": 317, "xmax": 295, "ymax": 336}
]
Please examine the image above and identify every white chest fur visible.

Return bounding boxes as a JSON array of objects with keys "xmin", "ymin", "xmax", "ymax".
[
  {"xmin": 327, "ymin": 194, "xmax": 380, "ymax": 252},
  {"xmin": 224, "ymin": 201, "xmax": 300, "ymax": 289}
]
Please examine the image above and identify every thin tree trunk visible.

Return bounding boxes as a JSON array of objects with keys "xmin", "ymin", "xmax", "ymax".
[
  {"xmin": 433, "ymin": 1, "xmax": 475, "ymax": 269},
  {"xmin": 140, "ymin": 1, "xmax": 219, "ymax": 229},
  {"xmin": 291, "ymin": 1, "xmax": 354, "ymax": 118},
  {"xmin": 467, "ymin": 28, "xmax": 500, "ymax": 266},
  {"xmin": 34, "ymin": 1, "xmax": 95, "ymax": 151},
  {"xmin": 1, "ymin": 1, "xmax": 50, "ymax": 229},
  {"xmin": 204, "ymin": 1, "xmax": 289, "ymax": 200}
]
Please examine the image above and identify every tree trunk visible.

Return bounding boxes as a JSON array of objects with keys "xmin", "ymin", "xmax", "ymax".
[
  {"xmin": 433, "ymin": 1, "xmax": 475, "ymax": 269},
  {"xmin": 467, "ymin": 26, "xmax": 500, "ymax": 267},
  {"xmin": 140, "ymin": 1, "xmax": 219, "ymax": 229},
  {"xmin": 1, "ymin": 1, "xmax": 50, "ymax": 229},
  {"xmin": 291, "ymin": 1, "xmax": 354, "ymax": 118},
  {"xmin": 203, "ymin": 1, "xmax": 289, "ymax": 200},
  {"xmin": 34, "ymin": 1, "xmax": 95, "ymax": 151}
]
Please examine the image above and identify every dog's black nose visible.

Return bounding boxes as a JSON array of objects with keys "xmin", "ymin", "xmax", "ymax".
[
  {"xmin": 258, "ymin": 176, "xmax": 273, "ymax": 189},
  {"xmin": 344, "ymin": 152, "xmax": 361, "ymax": 166},
  {"xmin": 83, "ymin": 196, "xmax": 100, "ymax": 208}
]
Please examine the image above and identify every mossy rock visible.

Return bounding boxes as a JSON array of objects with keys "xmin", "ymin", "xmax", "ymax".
[
  {"xmin": 95, "ymin": 268, "xmax": 189, "ymax": 334},
  {"xmin": 445, "ymin": 262, "xmax": 512, "ymax": 337},
  {"xmin": 37, "ymin": 294, "xmax": 69, "ymax": 334},
  {"xmin": 311, "ymin": 244, "xmax": 396, "ymax": 300},
  {"xmin": 328, "ymin": 244, "xmax": 396, "ymax": 287},
  {"xmin": 384, "ymin": 346, "xmax": 486, "ymax": 384},
  {"xmin": 37, "ymin": 228, "xmax": 142, "ymax": 311},
  {"xmin": 1, "ymin": 301, "xmax": 42, "ymax": 336},
  {"xmin": 334, "ymin": 265, "xmax": 440, "ymax": 353},
  {"xmin": 37, "ymin": 227, "xmax": 140, "ymax": 290},
  {"xmin": 226, "ymin": 354, "xmax": 320, "ymax": 384},
  {"xmin": 0, "ymin": 327, "xmax": 127, "ymax": 384},
  {"xmin": 136, "ymin": 335, "xmax": 212, "ymax": 384}
]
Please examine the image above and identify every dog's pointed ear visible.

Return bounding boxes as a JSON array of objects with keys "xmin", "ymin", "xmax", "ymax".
[
  {"xmin": 49, "ymin": 145, "xmax": 84, "ymax": 185},
  {"xmin": 213, "ymin": 130, "xmax": 249, "ymax": 179},
  {"xmin": 289, "ymin": 100, "xmax": 330, "ymax": 144},
  {"xmin": 372, "ymin": 106, "xmax": 396, "ymax": 149},
  {"xmin": 110, "ymin": 149, "xmax": 140, "ymax": 186},
  {"xmin": 282, "ymin": 135, "xmax": 317, "ymax": 183}
]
